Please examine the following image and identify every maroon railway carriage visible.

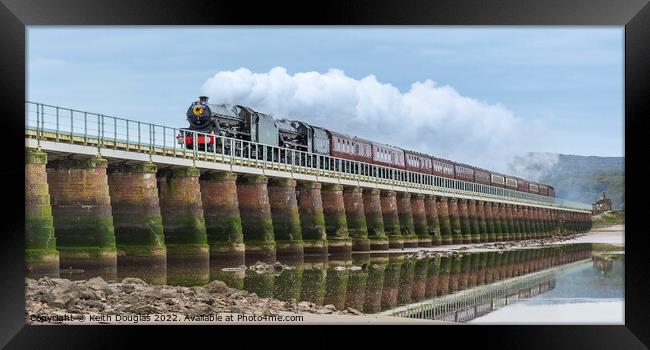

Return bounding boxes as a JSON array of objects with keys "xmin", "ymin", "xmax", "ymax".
[
  {"xmin": 528, "ymin": 182, "xmax": 540, "ymax": 194},
  {"xmin": 548, "ymin": 185, "xmax": 556, "ymax": 198},
  {"xmin": 505, "ymin": 175, "xmax": 518, "ymax": 191},
  {"xmin": 516, "ymin": 177, "xmax": 529, "ymax": 193},
  {"xmin": 454, "ymin": 162, "xmax": 475, "ymax": 183},
  {"xmin": 404, "ymin": 149, "xmax": 433, "ymax": 175},
  {"xmin": 328, "ymin": 131, "xmax": 373, "ymax": 163},
  {"xmin": 538, "ymin": 184, "xmax": 550, "ymax": 197},
  {"xmin": 473, "ymin": 166, "xmax": 491, "ymax": 186},
  {"xmin": 490, "ymin": 172, "xmax": 506, "ymax": 188},
  {"xmin": 431, "ymin": 156, "xmax": 455, "ymax": 179},
  {"xmin": 371, "ymin": 141, "xmax": 405, "ymax": 169}
]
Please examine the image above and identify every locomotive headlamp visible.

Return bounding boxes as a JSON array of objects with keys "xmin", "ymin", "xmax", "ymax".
[{"xmin": 192, "ymin": 105, "xmax": 204, "ymax": 116}]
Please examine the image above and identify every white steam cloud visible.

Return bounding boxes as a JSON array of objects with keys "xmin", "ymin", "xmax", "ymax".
[{"xmin": 201, "ymin": 67, "xmax": 549, "ymax": 174}]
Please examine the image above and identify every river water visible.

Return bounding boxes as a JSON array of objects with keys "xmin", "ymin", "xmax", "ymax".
[{"xmin": 54, "ymin": 241, "xmax": 624, "ymax": 323}]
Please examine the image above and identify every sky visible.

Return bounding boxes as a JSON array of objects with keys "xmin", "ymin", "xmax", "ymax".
[{"xmin": 27, "ymin": 27, "xmax": 624, "ymax": 173}]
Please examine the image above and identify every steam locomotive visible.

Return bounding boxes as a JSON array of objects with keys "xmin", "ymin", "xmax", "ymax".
[{"xmin": 178, "ymin": 96, "xmax": 555, "ymax": 197}]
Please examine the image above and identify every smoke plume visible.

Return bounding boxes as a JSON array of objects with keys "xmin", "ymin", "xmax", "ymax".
[{"xmin": 201, "ymin": 67, "xmax": 550, "ymax": 174}]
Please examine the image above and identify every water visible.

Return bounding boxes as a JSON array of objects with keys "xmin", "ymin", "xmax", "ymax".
[
  {"xmin": 50, "ymin": 243, "xmax": 623, "ymax": 323},
  {"xmin": 469, "ymin": 252, "xmax": 624, "ymax": 324}
]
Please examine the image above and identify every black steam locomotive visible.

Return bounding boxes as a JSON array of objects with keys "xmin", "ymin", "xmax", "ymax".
[
  {"xmin": 178, "ymin": 96, "xmax": 324, "ymax": 153},
  {"xmin": 177, "ymin": 96, "xmax": 556, "ymax": 197}
]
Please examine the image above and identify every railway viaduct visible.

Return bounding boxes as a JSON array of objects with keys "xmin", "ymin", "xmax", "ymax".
[{"xmin": 25, "ymin": 102, "xmax": 592, "ymax": 280}]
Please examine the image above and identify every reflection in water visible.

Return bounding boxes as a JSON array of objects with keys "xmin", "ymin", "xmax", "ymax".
[
  {"xmin": 52, "ymin": 242, "xmax": 599, "ymax": 320},
  {"xmin": 467, "ymin": 253, "xmax": 624, "ymax": 324},
  {"xmin": 300, "ymin": 255, "xmax": 328, "ymax": 306}
]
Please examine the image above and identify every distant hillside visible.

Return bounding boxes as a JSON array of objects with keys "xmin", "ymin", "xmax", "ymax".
[{"xmin": 508, "ymin": 153, "xmax": 624, "ymax": 209}]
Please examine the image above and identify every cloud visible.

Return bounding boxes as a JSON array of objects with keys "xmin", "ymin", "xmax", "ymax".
[{"xmin": 200, "ymin": 66, "xmax": 549, "ymax": 174}]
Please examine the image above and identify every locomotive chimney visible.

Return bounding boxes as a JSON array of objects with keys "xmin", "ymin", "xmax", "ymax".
[{"xmin": 199, "ymin": 96, "xmax": 209, "ymax": 103}]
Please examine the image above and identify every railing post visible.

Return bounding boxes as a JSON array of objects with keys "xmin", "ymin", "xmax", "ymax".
[
  {"xmin": 55, "ymin": 107, "xmax": 59, "ymax": 142},
  {"xmin": 70, "ymin": 109, "xmax": 74, "ymax": 143},
  {"xmin": 84, "ymin": 112, "xmax": 88, "ymax": 145}
]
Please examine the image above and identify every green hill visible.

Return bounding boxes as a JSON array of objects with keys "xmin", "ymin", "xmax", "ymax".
[{"xmin": 508, "ymin": 153, "xmax": 624, "ymax": 209}]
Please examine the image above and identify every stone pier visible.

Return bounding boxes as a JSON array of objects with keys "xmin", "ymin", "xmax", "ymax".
[
  {"xmin": 25, "ymin": 149, "xmax": 59, "ymax": 277},
  {"xmin": 458, "ymin": 199, "xmax": 472, "ymax": 244},
  {"xmin": 515, "ymin": 206, "xmax": 525, "ymax": 241},
  {"xmin": 397, "ymin": 192, "xmax": 418, "ymax": 248},
  {"xmin": 237, "ymin": 174, "xmax": 275, "ymax": 262},
  {"xmin": 342, "ymin": 186, "xmax": 370, "ymax": 251},
  {"xmin": 448, "ymin": 198, "xmax": 463, "ymax": 244},
  {"xmin": 362, "ymin": 188, "xmax": 389, "ymax": 250},
  {"xmin": 542, "ymin": 208, "xmax": 551, "ymax": 237},
  {"xmin": 538, "ymin": 208, "xmax": 547, "ymax": 237},
  {"xmin": 476, "ymin": 201, "xmax": 488, "ymax": 243},
  {"xmin": 424, "ymin": 195, "xmax": 442, "ymax": 246},
  {"xmin": 468, "ymin": 200, "xmax": 481, "ymax": 243},
  {"xmin": 504, "ymin": 204, "xmax": 515, "ymax": 241},
  {"xmin": 533, "ymin": 208, "xmax": 544, "ymax": 238},
  {"xmin": 531, "ymin": 207, "xmax": 540, "ymax": 239},
  {"xmin": 268, "ymin": 177, "xmax": 304, "ymax": 257},
  {"xmin": 296, "ymin": 181, "xmax": 327, "ymax": 254},
  {"xmin": 380, "ymin": 190, "xmax": 404, "ymax": 249},
  {"xmin": 108, "ymin": 162, "xmax": 166, "ymax": 283},
  {"xmin": 529, "ymin": 206, "xmax": 538, "ymax": 239},
  {"xmin": 200, "ymin": 171, "xmax": 245, "ymax": 266},
  {"xmin": 47, "ymin": 155, "xmax": 116, "ymax": 280},
  {"xmin": 523, "ymin": 206, "xmax": 534, "ymax": 240},
  {"xmin": 320, "ymin": 183, "xmax": 352, "ymax": 255},
  {"xmin": 518, "ymin": 205, "xmax": 527, "ymax": 240},
  {"xmin": 411, "ymin": 194, "xmax": 432, "ymax": 247},
  {"xmin": 484, "ymin": 202, "xmax": 496, "ymax": 242},
  {"xmin": 493, "ymin": 203, "xmax": 504, "ymax": 242},
  {"xmin": 436, "ymin": 197, "xmax": 453, "ymax": 245},
  {"xmin": 158, "ymin": 167, "xmax": 209, "ymax": 285},
  {"xmin": 516, "ymin": 205, "xmax": 526, "ymax": 241},
  {"xmin": 510, "ymin": 205, "xmax": 527, "ymax": 241}
]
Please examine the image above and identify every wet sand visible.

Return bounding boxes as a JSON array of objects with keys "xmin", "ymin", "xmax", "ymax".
[{"xmin": 557, "ymin": 224, "xmax": 624, "ymax": 246}]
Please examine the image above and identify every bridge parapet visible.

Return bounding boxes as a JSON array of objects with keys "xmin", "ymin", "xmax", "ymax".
[{"xmin": 25, "ymin": 101, "xmax": 592, "ymax": 213}]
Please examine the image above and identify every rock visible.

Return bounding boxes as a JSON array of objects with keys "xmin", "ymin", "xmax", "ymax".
[
  {"xmin": 323, "ymin": 304, "xmax": 337, "ymax": 311},
  {"xmin": 121, "ymin": 277, "xmax": 148, "ymax": 286},
  {"xmin": 134, "ymin": 304, "xmax": 160, "ymax": 315},
  {"xmin": 229, "ymin": 290, "xmax": 249, "ymax": 298},
  {"xmin": 204, "ymin": 280, "xmax": 232, "ymax": 295},
  {"xmin": 297, "ymin": 301, "xmax": 312, "ymax": 308},
  {"xmin": 86, "ymin": 277, "xmax": 110, "ymax": 291},
  {"xmin": 25, "ymin": 278, "xmax": 38, "ymax": 289},
  {"xmin": 346, "ymin": 307, "xmax": 363, "ymax": 315},
  {"xmin": 49, "ymin": 292, "xmax": 77, "ymax": 309}
]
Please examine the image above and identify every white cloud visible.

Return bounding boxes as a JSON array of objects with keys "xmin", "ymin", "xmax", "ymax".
[{"xmin": 201, "ymin": 67, "xmax": 549, "ymax": 173}]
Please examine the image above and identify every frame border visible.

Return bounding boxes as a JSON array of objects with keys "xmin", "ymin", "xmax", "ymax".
[{"xmin": 1, "ymin": 0, "xmax": 647, "ymax": 348}]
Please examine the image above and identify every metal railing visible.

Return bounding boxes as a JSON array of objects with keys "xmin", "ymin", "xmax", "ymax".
[
  {"xmin": 384, "ymin": 270, "xmax": 557, "ymax": 321},
  {"xmin": 25, "ymin": 101, "xmax": 592, "ymax": 211}
]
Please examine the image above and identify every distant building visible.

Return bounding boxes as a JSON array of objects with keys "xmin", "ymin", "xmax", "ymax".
[{"xmin": 592, "ymin": 192, "xmax": 613, "ymax": 215}]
